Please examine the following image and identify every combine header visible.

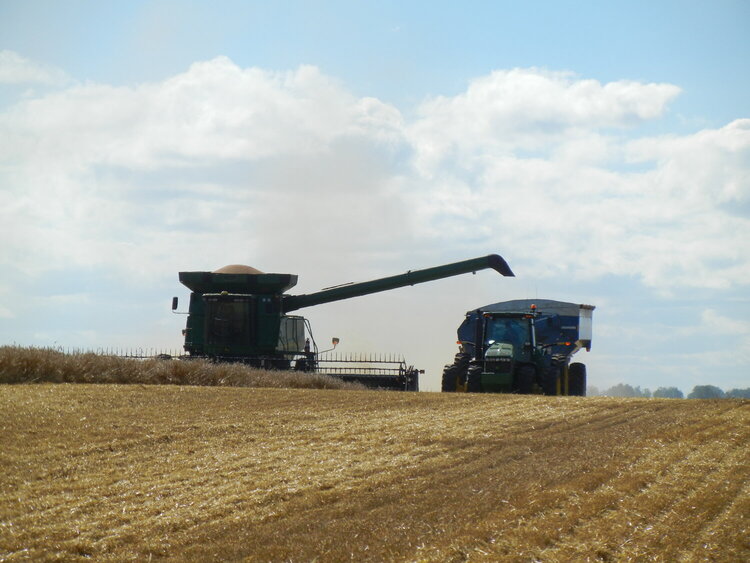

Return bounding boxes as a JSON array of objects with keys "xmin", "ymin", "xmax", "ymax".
[{"xmin": 173, "ymin": 255, "xmax": 514, "ymax": 390}]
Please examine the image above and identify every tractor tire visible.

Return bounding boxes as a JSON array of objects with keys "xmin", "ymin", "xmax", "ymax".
[
  {"xmin": 441, "ymin": 365, "xmax": 456, "ymax": 392},
  {"xmin": 568, "ymin": 362, "xmax": 587, "ymax": 396},
  {"xmin": 514, "ymin": 365, "xmax": 535, "ymax": 394},
  {"xmin": 454, "ymin": 352, "xmax": 470, "ymax": 371},
  {"xmin": 441, "ymin": 353, "xmax": 471, "ymax": 392},
  {"xmin": 466, "ymin": 363, "xmax": 483, "ymax": 393},
  {"xmin": 441, "ymin": 364, "xmax": 465, "ymax": 392}
]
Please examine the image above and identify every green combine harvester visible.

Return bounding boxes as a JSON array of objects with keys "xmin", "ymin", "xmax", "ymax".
[{"xmin": 173, "ymin": 255, "xmax": 515, "ymax": 390}]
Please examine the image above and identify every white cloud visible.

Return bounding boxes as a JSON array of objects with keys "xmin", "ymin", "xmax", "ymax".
[
  {"xmin": 404, "ymin": 75, "xmax": 748, "ymax": 290},
  {"xmin": 0, "ymin": 50, "xmax": 69, "ymax": 85},
  {"xmin": 0, "ymin": 58, "xmax": 747, "ymax": 295},
  {"xmin": 700, "ymin": 309, "xmax": 750, "ymax": 336},
  {"xmin": 408, "ymin": 68, "xmax": 681, "ymax": 173},
  {"xmin": 0, "ymin": 57, "xmax": 415, "ymax": 287}
]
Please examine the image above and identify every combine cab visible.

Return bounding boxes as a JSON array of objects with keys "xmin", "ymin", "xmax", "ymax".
[
  {"xmin": 442, "ymin": 299, "xmax": 595, "ymax": 395},
  {"xmin": 174, "ymin": 255, "xmax": 514, "ymax": 390}
]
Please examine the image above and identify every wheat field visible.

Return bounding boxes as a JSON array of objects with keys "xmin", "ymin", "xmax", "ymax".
[{"xmin": 1, "ymin": 382, "xmax": 747, "ymax": 562}]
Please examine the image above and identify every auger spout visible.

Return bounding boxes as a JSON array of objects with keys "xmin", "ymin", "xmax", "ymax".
[{"xmin": 282, "ymin": 254, "xmax": 514, "ymax": 313}]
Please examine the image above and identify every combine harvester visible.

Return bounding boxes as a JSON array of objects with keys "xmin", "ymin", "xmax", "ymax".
[
  {"xmin": 442, "ymin": 299, "xmax": 595, "ymax": 395},
  {"xmin": 173, "ymin": 255, "xmax": 514, "ymax": 391}
]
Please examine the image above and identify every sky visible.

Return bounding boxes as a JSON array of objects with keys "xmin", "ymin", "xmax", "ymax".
[{"xmin": 1, "ymin": 0, "xmax": 749, "ymax": 393}]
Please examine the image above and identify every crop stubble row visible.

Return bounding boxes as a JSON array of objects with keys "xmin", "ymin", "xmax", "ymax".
[{"xmin": 0, "ymin": 384, "xmax": 747, "ymax": 561}]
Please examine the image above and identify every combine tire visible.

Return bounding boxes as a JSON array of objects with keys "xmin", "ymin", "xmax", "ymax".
[
  {"xmin": 440, "ymin": 353, "xmax": 470, "ymax": 392},
  {"xmin": 514, "ymin": 365, "xmax": 535, "ymax": 394},
  {"xmin": 466, "ymin": 364, "xmax": 482, "ymax": 393},
  {"xmin": 568, "ymin": 362, "xmax": 587, "ymax": 396}
]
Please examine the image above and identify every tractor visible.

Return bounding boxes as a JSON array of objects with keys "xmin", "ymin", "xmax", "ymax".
[{"xmin": 442, "ymin": 299, "xmax": 594, "ymax": 395}]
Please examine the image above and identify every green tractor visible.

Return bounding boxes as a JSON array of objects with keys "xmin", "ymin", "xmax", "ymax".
[{"xmin": 442, "ymin": 299, "xmax": 594, "ymax": 395}]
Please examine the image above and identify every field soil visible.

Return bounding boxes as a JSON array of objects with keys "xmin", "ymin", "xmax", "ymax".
[{"xmin": 1, "ymin": 384, "xmax": 748, "ymax": 562}]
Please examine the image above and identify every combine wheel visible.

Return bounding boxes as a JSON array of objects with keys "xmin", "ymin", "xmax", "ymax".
[
  {"xmin": 568, "ymin": 363, "xmax": 587, "ymax": 396},
  {"xmin": 404, "ymin": 369, "xmax": 420, "ymax": 392},
  {"xmin": 466, "ymin": 364, "xmax": 482, "ymax": 393},
  {"xmin": 515, "ymin": 365, "xmax": 535, "ymax": 394}
]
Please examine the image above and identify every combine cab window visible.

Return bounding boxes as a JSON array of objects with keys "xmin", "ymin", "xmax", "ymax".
[
  {"xmin": 205, "ymin": 297, "xmax": 253, "ymax": 347},
  {"xmin": 486, "ymin": 318, "xmax": 529, "ymax": 350}
]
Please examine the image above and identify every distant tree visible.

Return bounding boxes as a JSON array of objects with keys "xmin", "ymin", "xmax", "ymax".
[
  {"xmin": 587, "ymin": 385, "xmax": 600, "ymax": 397},
  {"xmin": 653, "ymin": 387, "xmax": 684, "ymax": 399},
  {"xmin": 603, "ymin": 383, "xmax": 650, "ymax": 398},
  {"xmin": 725, "ymin": 388, "xmax": 750, "ymax": 399},
  {"xmin": 687, "ymin": 385, "xmax": 726, "ymax": 399}
]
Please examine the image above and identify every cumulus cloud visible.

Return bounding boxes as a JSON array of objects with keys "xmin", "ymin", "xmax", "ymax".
[
  {"xmin": 408, "ymin": 68, "xmax": 681, "ymax": 173},
  {"xmin": 0, "ymin": 57, "xmax": 410, "ymax": 282},
  {"xmin": 0, "ymin": 57, "xmax": 404, "ymax": 169},
  {"xmin": 0, "ymin": 57, "xmax": 747, "ymax": 297},
  {"xmin": 0, "ymin": 50, "xmax": 69, "ymax": 85},
  {"xmin": 405, "ymin": 73, "xmax": 747, "ymax": 290}
]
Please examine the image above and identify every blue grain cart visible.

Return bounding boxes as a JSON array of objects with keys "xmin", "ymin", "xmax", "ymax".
[{"xmin": 441, "ymin": 299, "xmax": 594, "ymax": 396}]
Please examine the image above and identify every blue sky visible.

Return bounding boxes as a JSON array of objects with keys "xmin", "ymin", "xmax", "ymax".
[{"xmin": 1, "ymin": 1, "xmax": 748, "ymax": 393}]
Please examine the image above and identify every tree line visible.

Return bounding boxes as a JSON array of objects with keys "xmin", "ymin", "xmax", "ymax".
[{"xmin": 587, "ymin": 384, "xmax": 750, "ymax": 399}]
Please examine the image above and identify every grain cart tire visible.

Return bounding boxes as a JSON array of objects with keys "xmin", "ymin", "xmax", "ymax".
[
  {"xmin": 515, "ymin": 365, "xmax": 535, "ymax": 394},
  {"xmin": 569, "ymin": 363, "xmax": 587, "ymax": 396},
  {"xmin": 467, "ymin": 363, "xmax": 483, "ymax": 393},
  {"xmin": 541, "ymin": 366, "xmax": 560, "ymax": 396}
]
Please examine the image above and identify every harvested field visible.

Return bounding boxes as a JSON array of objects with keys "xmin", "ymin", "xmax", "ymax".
[{"xmin": 1, "ymin": 384, "xmax": 748, "ymax": 562}]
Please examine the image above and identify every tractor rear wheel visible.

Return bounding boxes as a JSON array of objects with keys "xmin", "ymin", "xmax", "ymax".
[{"xmin": 568, "ymin": 362, "xmax": 587, "ymax": 396}]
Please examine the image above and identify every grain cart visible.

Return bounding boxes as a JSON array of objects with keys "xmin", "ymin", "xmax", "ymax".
[
  {"xmin": 442, "ymin": 299, "xmax": 594, "ymax": 395},
  {"xmin": 173, "ymin": 255, "xmax": 514, "ymax": 390}
]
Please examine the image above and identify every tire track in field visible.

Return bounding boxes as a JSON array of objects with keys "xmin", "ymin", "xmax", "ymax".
[
  {"xmin": 405, "ymin": 401, "xmax": 747, "ymax": 563},
  {"xmin": 1, "ymin": 386, "xmax": 747, "ymax": 562},
  {"xmin": 180, "ymin": 401, "xmax": 675, "ymax": 561},
  {"xmin": 531, "ymin": 412, "xmax": 747, "ymax": 561}
]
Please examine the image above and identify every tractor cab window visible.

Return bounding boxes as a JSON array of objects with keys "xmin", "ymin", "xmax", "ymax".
[{"xmin": 486, "ymin": 317, "xmax": 529, "ymax": 350}]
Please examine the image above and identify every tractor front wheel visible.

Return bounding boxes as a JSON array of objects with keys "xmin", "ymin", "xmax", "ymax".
[
  {"xmin": 440, "ymin": 353, "xmax": 470, "ymax": 392},
  {"xmin": 466, "ymin": 364, "xmax": 482, "ymax": 393}
]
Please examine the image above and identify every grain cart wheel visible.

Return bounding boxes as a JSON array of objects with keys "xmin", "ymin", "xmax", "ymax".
[
  {"xmin": 541, "ymin": 366, "xmax": 560, "ymax": 396},
  {"xmin": 466, "ymin": 363, "xmax": 483, "ymax": 393},
  {"xmin": 568, "ymin": 363, "xmax": 587, "ymax": 396},
  {"xmin": 514, "ymin": 365, "xmax": 535, "ymax": 394}
]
